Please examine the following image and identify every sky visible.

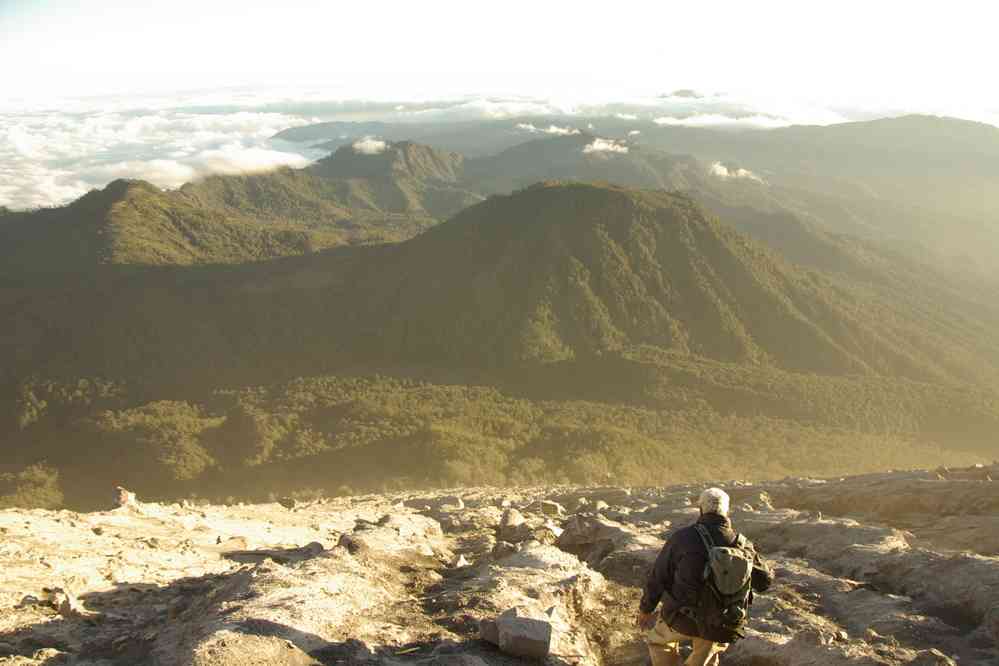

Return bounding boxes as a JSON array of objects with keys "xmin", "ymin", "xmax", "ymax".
[
  {"xmin": 3, "ymin": 0, "xmax": 999, "ymax": 110},
  {"xmin": 2, "ymin": 0, "xmax": 999, "ymax": 210}
]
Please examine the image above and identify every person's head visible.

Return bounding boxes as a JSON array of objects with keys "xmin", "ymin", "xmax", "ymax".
[{"xmin": 698, "ymin": 487, "xmax": 730, "ymax": 517}]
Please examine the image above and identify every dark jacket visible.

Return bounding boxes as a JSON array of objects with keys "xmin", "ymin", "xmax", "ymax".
[{"xmin": 640, "ymin": 513, "xmax": 773, "ymax": 638}]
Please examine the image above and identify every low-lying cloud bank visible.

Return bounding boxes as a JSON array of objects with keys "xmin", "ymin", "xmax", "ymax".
[
  {"xmin": 515, "ymin": 123, "xmax": 580, "ymax": 136},
  {"xmin": 654, "ymin": 113, "xmax": 791, "ymax": 129},
  {"xmin": 352, "ymin": 136, "xmax": 388, "ymax": 154},
  {"xmin": 91, "ymin": 146, "xmax": 312, "ymax": 189},
  {"xmin": 4, "ymin": 86, "xmax": 996, "ymax": 210},
  {"xmin": 0, "ymin": 109, "xmax": 318, "ymax": 209},
  {"xmin": 710, "ymin": 161, "xmax": 764, "ymax": 182},
  {"xmin": 583, "ymin": 138, "xmax": 629, "ymax": 154}
]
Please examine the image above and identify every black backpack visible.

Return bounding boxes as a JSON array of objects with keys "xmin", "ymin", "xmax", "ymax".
[{"xmin": 690, "ymin": 523, "xmax": 755, "ymax": 643}]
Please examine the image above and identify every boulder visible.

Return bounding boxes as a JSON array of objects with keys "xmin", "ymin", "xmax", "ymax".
[
  {"xmin": 499, "ymin": 508, "xmax": 525, "ymax": 529},
  {"xmin": 498, "ymin": 508, "xmax": 536, "ymax": 543},
  {"xmin": 491, "ymin": 541, "xmax": 520, "ymax": 560},
  {"xmin": 478, "ymin": 616, "xmax": 500, "ymax": 645},
  {"xmin": 529, "ymin": 519, "xmax": 563, "ymax": 546},
  {"xmin": 481, "ymin": 606, "xmax": 553, "ymax": 659},
  {"xmin": 557, "ymin": 513, "xmax": 663, "ymax": 580},
  {"xmin": 114, "ymin": 486, "xmax": 137, "ymax": 509},
  {"xmin": 908, "ymin": 649, "xmax": 957, "ymax": 665},
  {"xmin": 440, "ymin": 495, "xmax": 465, "ymax": 511},
  {"xmin": 539, "ymin": 500, "xmax": 565, "ymax": 517},
  {"xmin": 497, "ymin": 609, "xmax": 553, "ymax": 659},
  {"xmin": 46, "ymin": 587, "xmax": 97, "ymax": 619}
]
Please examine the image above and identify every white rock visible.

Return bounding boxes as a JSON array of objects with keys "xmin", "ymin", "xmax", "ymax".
[{"xmin": 495, "ymin": 607, "xmax": 553, "ymax": 659}]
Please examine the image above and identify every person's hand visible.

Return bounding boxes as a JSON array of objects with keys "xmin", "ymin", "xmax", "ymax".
[{"xmin": 636, "ymin": 611, "xmax": 657, "ymax": 631}]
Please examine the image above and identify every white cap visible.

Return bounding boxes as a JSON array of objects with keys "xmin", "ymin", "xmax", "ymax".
[{"xmin": 699, "ymin": 487, "xmax": 730, "ymax": 517}]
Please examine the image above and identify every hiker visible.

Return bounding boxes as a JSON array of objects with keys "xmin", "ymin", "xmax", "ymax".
[{"xmin": 636, "ymin": 487, "xmax": 774, "ymax": 666}]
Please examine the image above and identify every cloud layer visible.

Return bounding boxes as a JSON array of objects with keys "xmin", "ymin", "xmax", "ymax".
[
  {"xmin": 515, "ymin": 123, "xmax": 581, "ymax": 136},
  {"xmin": 654, "ymin": 113, "xmax": 791, "ymax": 129},
  {"xmin": 5, "ymin": 86, "xmax": 994, "ymax": 210},
  {"xmin": 0, "ymin": 108, "xmax": 317, "ymax": 209},
  {"xmin": 352, "ymin": 137, "xmax": 389, "ymax": 154},
  {"xmin": 583, "ymin": 138, "xmax": 629, "ymax": 154},
  {"xmin": 710, "ymin": 162, "xmax": 764, "ymax": 182}
]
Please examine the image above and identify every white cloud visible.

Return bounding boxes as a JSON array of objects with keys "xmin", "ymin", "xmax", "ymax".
[
  {"xmin": 653, "ymin": 113, "xmax": 791, "ymax": 129},
  {"xmin": 615, "ymin": 113, "xmax": 638, "ymax": 120},
  {"xmin": 91, "ymin": 159, "xmax": 198, "ymax": 188},
  {"xmin": 5, "ymin": 125, "xmax": 46, "ymax": 159},
  {"xmin": 0, "ymin": 107, "xmax": 316, "ymax": 209},
  {"xmin": 193, "ymin": 144, "xmax": 310, "ymax": 175},
  {"xmin": 515, "ymin": 123, "xmax": 580, "ymax": 135},
  {"xmin": 583, "ymin": 138, "xmax": 629, "ymax": 154},
  {"xmin": 352, "ymin": 136, "xmax": 388, "ymax": 155},
  {"xmin": 628, "ymin": 129, "xmax": 641, "ymax": 135},
  {"xmin": 710, "ymin": 161, "xmax": 764, "ymax": 182},
  {"xmin": 4, "ymin": 86, "xmax": 992, "ymax": 210},
  {"xmin": 407, "ymin": 97, "xmax": 562, "ymax": 121},
  {"xmin": 83, "ymin": 147, "xmax": 309, "ymax": 189}
]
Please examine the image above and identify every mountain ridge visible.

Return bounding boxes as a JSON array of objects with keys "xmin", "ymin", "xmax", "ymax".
[{"xmin": 3, "ymin": 181, "xmax": 999, "ymax": 510}]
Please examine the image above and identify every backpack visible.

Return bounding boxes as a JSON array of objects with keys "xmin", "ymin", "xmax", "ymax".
[{"xmin": 690, "ymin": 523, "xmax": 755, "ymax": 643}]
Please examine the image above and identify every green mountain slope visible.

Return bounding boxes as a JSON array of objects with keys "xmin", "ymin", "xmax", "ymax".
[
  {"xmin": 5, "ymin": 182, "xmax": 997, "ymax": 386},
  {"xmin": 463, "ymin": 134, "xmax": 701, "ymax": 194},
  {"xmin": 455, "ymin": 133, "xmax": 894, "ymax": 279},
  {"xmin": 4, "ymin": 181, "xmax": 999, "ymax": 508},
  {"xmin": 278, "ymin": 113, "xmax": 999, "ymax": 274},
  {"xmin": 337, "ymin": 182, "xmax": 999, "ymax": 383},
  {"xmin": 0, "ymin": 143, "xmax": 482, "ymax": 276},
  {"xmin": 640, "ymin": 114, "xmax": 999, "ymax": 271}
]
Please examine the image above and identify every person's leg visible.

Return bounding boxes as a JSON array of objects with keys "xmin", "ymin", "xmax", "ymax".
[
  {"xmin": 684, "ymin": 637, "xmax": 727, "ymax": 666},
  {"xmin": 646, "ymin": 619, "xmax": 684, "ymax": 666}
]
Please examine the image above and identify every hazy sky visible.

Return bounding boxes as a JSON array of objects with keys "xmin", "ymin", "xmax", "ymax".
[
  {"xmin": 4, "ymin": 0, "xmax": 999, "ymax": 211},
  {"xmin": 2, "ymin": 0, "xmax": 998, "ymax": 113}
]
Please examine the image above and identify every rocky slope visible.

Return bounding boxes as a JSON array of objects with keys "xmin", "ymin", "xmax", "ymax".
[{"xmin": 1, "ymin": 463, "xmax": 996, "ymax": 665}]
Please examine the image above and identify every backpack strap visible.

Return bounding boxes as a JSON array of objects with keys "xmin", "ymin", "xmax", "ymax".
[{"xmin": 694, "ymin": 523, "xmax": 716, "ymax": 553}]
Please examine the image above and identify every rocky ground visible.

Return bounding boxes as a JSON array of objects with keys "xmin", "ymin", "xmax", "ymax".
[{"xmin": 1, "ymin": 464, "xmax": 997, "ymax": 665}]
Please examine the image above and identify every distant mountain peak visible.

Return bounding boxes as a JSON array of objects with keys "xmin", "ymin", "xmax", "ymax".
[
  {"xmin": 350, "ymin": 181, "xmax": 925, "ymax": 377},
  {"xmin": 312, "ymin": 140, "xmax": 465, "ymax": 183}
]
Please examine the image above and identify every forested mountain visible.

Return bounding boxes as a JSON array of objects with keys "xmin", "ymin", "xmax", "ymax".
[
  {"xmin": 321, "ymin": 182, "xmax": 999, "ymax": 382},
  {"xmin": 9, "ymin": 118, "xmax": 992, "ymax": 282},
  {"xmin": 463, "ymin": 134, "xmax": 698, "ymax": 193},
  {"xmin": 275, "ymin": 113, "xmax": 999, "ymax": 274},
  {"xmin": 8, "ymin": 182, "xmax": 996, "ymax": 384},
  {"xmin": 0, "ymin": 142, "xmax": 482, "ymax": 276},
  {"xmin": 3, "ymin": 182, "xmax": 999, "ymax": 509},
  {"xmin": 640, "ymin": 115, "xmax": 999, "ymax": 272},
  {"xmin": 5, "ymin": 115, "xmax": 999, "ymax": 510}
]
